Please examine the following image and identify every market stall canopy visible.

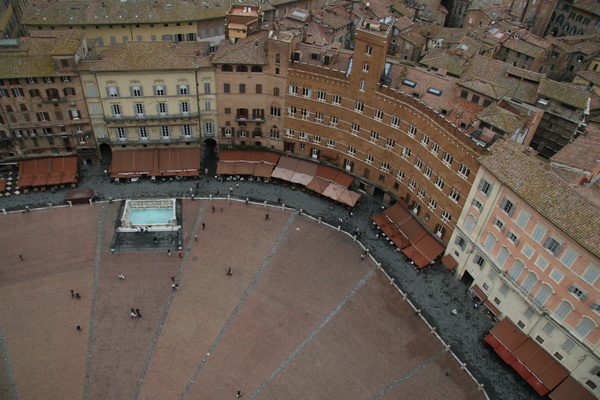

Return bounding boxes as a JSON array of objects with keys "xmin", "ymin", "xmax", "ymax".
[
  {"xmin": 17, "ymin": 156, "xmax": 78, "ymax": 187},
  {"xmin": 271, "ymin": 156, "xmax": 299, "ymax": 181},
  {"xmin": 441, "ymin": 254, "xmax": 458, "ymax": 270},
  {"xmin": 337, "ymin": 188, "xmax": 361, "ymax": 207},
  {"xmin": 549, "ymin": 376, "xmax": 597, "ymax": 400},
  {"xmin": 217, "ymin": 161, "xmax": 236, "ymax": 175},
  {"xmin": 111, "ymin": 148, "xmax": 199, "ymax": 178},
  {"xmin": 234, "ymin": 162, "xmax": 255, "ymax": 175},
  {"xmin": 290, "ymin": 160, "xmax": 318, "ymax": 186},
  {"xmin": 306, "ymin": 177, "xmax": 330, "ymax": 194},
  {"xmin": 159, "ymin": 148, "xmax": 200, "ymax": 176},
  {"xmin": 253, "ymin": 163, "xmax": 274, "ymax": 178}
]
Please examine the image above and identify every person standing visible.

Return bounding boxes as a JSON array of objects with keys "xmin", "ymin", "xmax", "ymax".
[
  {"xmin": 130, "ymin": 308, "xmax": 137, "ymax": 319},
  {"xmin": 167, "ymin": 249, "xmax": 171, "ymax": 256},
  {"xmin": 265, "ymin": 213, "xmax": 269, "ymax": 221},
  {"xmin": 202, "ymin": 223, "xmax": 206, "ymax": 230},
  {"xmin": 136, "ymin": 309, "xmax": 142, "ymax": 320},
  {"xmin": 227, "ymin": 268, "xmax": 232, "ymax": 276},
  {"xmin": 178, "ymin": 251, "xmax": 183, "ymax": 258},
  {"xmin": 19, "ymin": 254, "xmax": 24, "ymax": 261}
]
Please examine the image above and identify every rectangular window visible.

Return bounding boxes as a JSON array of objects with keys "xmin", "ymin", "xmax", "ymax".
[
  {"xmin": 180, "ymin": 102, "xmax": 190, "ymax": 114},
  {"xmin": 396, "ymin": 170, "xmax": 405, "ymax": 181},
  {"xmin": 239, "ymin": 84, "xmax": 246, "ymax": 93},
  {"xmin": 350, "ymin": 123, "xmax": 360, "ymax": 135},
  {"xmin": 178, "ymin": 84, "xmax": 189, "ymax": 95},
  {"xmin": 157, "ymin": 102, "xmax": 167, "ymax": 115},
  {"xmin": 531, "ymin": 225, "xmax": 546, "ymax": 243},
  {"xmin": 354, "ymin": 101, "xmax": 364, "ymax": 113},
  {"xmin": 441, "ymin": 211, "xmax": 451, "ymax": 224},
  {"xmin": 347, "ymin": 146, "xmax": 355, "ymax": 156},
  {"xmin": 370, "ymin": 131, "xmax": 379, "ymax": 143},
  {"xmin": 329, "ymin": 116, "xmax": 338, "ymax": 128},
  {"xmin": 534, "ymin": 286, "xmax": 552, "ymax": 306},
  {"xmin": 499, "ymin": 197, "xmax": 515, "ymax": 217},
  {"xmin": 583, "ymin": 265, "xmax": 599, "ymax": 285},
  {"xmin": 315, "ymin": 112, "xmax": 324, "ymax": 123},
  {"xmin": 542, "ymin": 322, "xmax": 555, "ymax": 336},
  {"xmin": 483, "ymin": 234, "xmax": 496, "ymax": 252},
  {"xmin": 434, "ymin": 176, "xmax": 444, "ymax": 190},
  {"xmin": 299, "ymin": 131, "xmax": 308, "ymax": 141},
  {"xmin": 374, "ymin": 109, "xmax": 384, "ymax": 121},
  {"xmin": 478, "ymin": 179, "xmax": 492, "ymax": 196},
  {"xmin": 417, "ymin": 188, "xmax": 425, "ymax": 200},
  {"xmin": 427, "ymin": 198, "xmax": 437, "ymax": 211},
  {"xmin": 560, "ymin": 249, "xmax": 578, "ymax": 268},
  {"xmin": 430, "ymin": 142, "xmax": 440, "ymax": 155},
  {"xmin": 204, "ymin": 82, "xmax": 211, "ymax": 93},
  {"xmin": 449, "ymin": 188, "xmax": 460, "ymax": 203},
  {"xmin": 385, "ymin": 138, "xmax": 396, "ymax": 150},
  {"xmin": 224, "ymin": 83, "xmax": 230, "ymax": 93},
  {"xmin": 138, "ymin": 127, "xmax": 149, "ymax": 139},
  {"xmin": 255, "ymin": 84, "xmax": 262, "ymax": 94},
  {"xmin": 181, "ymin": 124, "xmax": 193, "ymax": 138},
  {"xmin": 408, "ymin": 125, "xmax": 417, "ymax": 137},
  {"xmin": 365, "ymin": 154, "xmax": 374, "ymax": 165},
  {"xmin": 408, "ymin": 179, "xmax": 416, "ymax": 191},
  {"xmin": 302, "ymin": 87, "xmax": 312, "ymax": 98},
  {"xmin": 301, "ymin": 109, "xmax": 309, "ymax": 120},
  {"xmin": 471, "ymin": 199, "xmax": 483, "ymax": 212},
  {"xmin": 326, "ymin": 138, "xmax": 335, "ymax": 148},
  {"xmin": 421, "ymin": 134, "xmax": 429, "ymax": 147},
  {"xmin": 515, "ymin": 212, "xmax": 530, "ymax": 229},
  {"xmin": 442, "ymin": 152, "xmax": 453, "ymax": 167},
  {"xmin": 154, "ymin": 85, "xmax": 166, "ymax": 96},
  {"xmin": 289, "ymin": 85, "xmax": 298, "ymax": 95},
  {"xmin": 107, "ymin": 86, "xmax": 120, "ymax": 97},
  {"xmin": 414, "ymin": 157, "xmax": 422, "ymax": 170},
  {"xmin": 205, "ymin": 100, "xmax": 211, "ymax": 110},
  {"xmin": 390, "ymin": 116, "xmax": 401, "ymax": 128},
  {"xmin": 380, "ymin": 162, "xmax": 390, "ymax": 173},
  {"xmin": 550, "ymin": 268, "xmax": 564, "ymax": 283},
  {"xmin": 423, "ymin": 166, "xmax": 432, "ymax": 179},
  {"xmin": 116, "ymin": 127, "xmax": 127, "ymax": 140},
  {"xmin": 332, "ymin": 94, "xmax": 341, "ymax": 105},
  {"xmin": 543, "ymin": 237, "xmax": 562, "ymax": 256},
  {"xmin": 521, "ymin": 244, "xmax": 535, "ymax": 259},
  {"xmin": 317, "ymin": 91, "xmax": 326, "ymax": 102},
  {"xmin": 160, "ymin": 126, "xmax": 171, "ymax": 139},
  {"xmin": 111, "ymin": 104, "xmax": 122, "ymax": 116},
  {"xmin": 457, "ymin": 164, "xmax": 470, "ymax": 179},
  {"xmin": 402, "ymin": 147, "xmax": 411, "ymax": 160},
  {"xmin": 312, "ymin": 135, "xmax": 321, "ymax": 144}
]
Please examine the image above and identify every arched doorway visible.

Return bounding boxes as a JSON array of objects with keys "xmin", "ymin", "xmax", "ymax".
[
  {"xmin": 203, "ymin": 138, "xmax": 218, "ymax": 174},
  {"xmin": 99, "ymin": 143, "xmax": 112, "ymax": 166}
]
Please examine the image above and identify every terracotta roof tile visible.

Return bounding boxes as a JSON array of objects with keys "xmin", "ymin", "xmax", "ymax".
[
  {"xmin": 550, "ymin": 124, "xmax": 600, "ymax": 173},
  {"xmin": 480, "ymin": 140, "xmax": 600, "ymax": 258},
  {"xmin": 538, "ymin": 78, "xmax": 590, "ymax": 110},
  {"xmin": 88, "ymin": 41, "xmax": 209, "ymax": 71},
  {"xmin": 477, "ymin": 104, "xmax": 525, "ymax": 133},
  {"xmin": 211, "ymin": 31, "xmax": 268, "ymax": 65}
]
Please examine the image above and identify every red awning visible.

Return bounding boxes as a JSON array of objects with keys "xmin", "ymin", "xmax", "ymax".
[
  {"xmin": 320, "ymin": 149, "xmax": 338, "ymax": 160},
  {"xmin": 253, "ymin": 163, "xmax": 274, "ymax": 178},
  {"xmin": 322, "ymin": 182, "xmax": 345, "ymax": 201},
  {"xmin": 306, "ymin": 177, "xmax": 330, "ymax": 194},
  {"xmin": 0, "ymin": 178, "xmax": 5, "ymax": 192},
  {"xmin": 290, "ymin": 160, "xmax": 318, "ymax": 186},
  {"xmin": 158, "ymin": 148, "xmax": 200, "ymax": 175},
  {"xmin": 271, "ymin": 156, "xmax": 299, "ymax": 181},
  {"xmin": 471, "ymin": 284, "xmax": 488, "ymax": 302},
  {"xmin": 337, "ymin": 189, "xmax": 361, "ymax": 207},
  {"xmin": 17, "ymin": 156, "xmax": 77, "ymax": 187},
  {"xmin": 441, "ymin": 254, "xmax": 458, "ymax": 270},
  {"xmin": 483, "ymin": 299, "xmax": 501, "ymax": 316},
  {"xmin": 550, "ymin": 376, "xmax": 597, "ymax": 400},
  {"xmin": 401, "ymin": 245, "xmax": 430, "ymax": 269},
  {"xmin": 234, "ymin": 162, "xmax": 254, "ymax": 175},
  {"xmin": 217, "ymin": 161, "xmax": 236, "ymax": 175},
  {"xmin": 314, "ymin": 164, "xmax": 339, "ymax": 182}
]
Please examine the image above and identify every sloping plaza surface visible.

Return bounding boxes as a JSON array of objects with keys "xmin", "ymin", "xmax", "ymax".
[{"xmin": 0, "ymin": 199, "xmax": 487, "ymax": 399}]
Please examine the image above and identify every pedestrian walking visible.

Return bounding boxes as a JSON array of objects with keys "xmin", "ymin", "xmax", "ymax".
[
  {"xmin": 19, "ymin": 254, "xmax": 23, "ymax": 261},
  {"xmin": 445, "ymin": 369, "xmax": 450, "ymax": 376},
  {"xmin": 195, "ymin": 234, "xmax": 198, "ymax": 242},
  {"xmin": 76, "ymin": 325, "xmax": 81, "ymax": 331},
  {"xmin": 153, "ymin": 236, "xmax": 158, "ymax": 244},
  {"xmin": 205, "ymin": 168, "xmax": 209, "ymax": 175},
  {"xmin": 202, "ymin": 223, "xmax": 206, "ymax": 230},
  {"xmin": 360, "ymin": 253, "xmax": 365, "ymax": 261},
  {"xmin": 136, "ymin": 309, "xmax": 142, "ymax": 320},
  {"xmin": 329, "ymin": 202, "xmax": 333, "ymax": 210},
  {"xmin": 70, "ymin": 289, "xmax": 75, "ymax": 298},
  {"xmin": 235, "ymin": 183, "xmax": 239, "ymax": 189},
  {"xmin": 227, "ymin": 267, "xmax": 232, "ymax": 276},
  {"xmin": 212, "ymin": 206, "xmax": 216, "ymax": 213},
  {"xmin": 265, "ymin": 213, "xmax": 269, "ymax": 221},
  {"xmin": 229, "ymin": 186, "xmax": 233, "ymax": 193},
  {"xmin": 236, "ymin": 391, "xmax": 242, "ymax": 398},
  {"xmin": 75, "ymin": 292, "xmax": 81, "ymax": 299},
  {"xmin": 119, "ymin": 273, "xmax": 125, "ymax": 280},
  {"xmin": 130, "ymin": 308, "xmax": 137, "ymax": 319},
  {"xmin": 220, "ymin": 206, "xmax": 223, "ymax": 212},
  {"xmin": 172, "ymin": 283, "xmax": 179, "ymax": 290},
  {"xmin": 178, "ymin": 251, "xmax": 183, "ymax": 258},
  {"xmin": 171, "ymin": 276, "xmax": 175, "ymax": 282},
  {"xmin": 167, "ymin": 249, "xmax": 171, "ymax": 256}
]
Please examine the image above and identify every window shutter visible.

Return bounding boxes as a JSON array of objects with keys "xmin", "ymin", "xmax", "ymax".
[
  {"xmin": 499, "ymin": 197, "xmax": 507, "ymax": 210},
  {"xmin": 221, "ymin": 127, "xmax": 225, "ymax": 136},
  {"xmin": 106, "ymin": 87, "xmax": 112, "ymax": 97},
  {"xmin": 543, "ymin": 237, "xmax": 552, "ymax": 249},
  {"xmin": 153, "ymin": 86, "xmax": 157, "ymax": 96},
  {"xmin": 553, "ymin": 243, "xmax": 562, "ymax": 257},
  {"xmin": 580, "ymin": 292, "xmax": 587, "ymax": 301},
  {"xmin": 130, "ymin": 86, "xmax": 134, "ymax": 97}
]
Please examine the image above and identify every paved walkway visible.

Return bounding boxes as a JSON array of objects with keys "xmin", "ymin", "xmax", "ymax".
[{"xmin": 0, "ymin": 164, "xmax": 539, "ymax": 400}]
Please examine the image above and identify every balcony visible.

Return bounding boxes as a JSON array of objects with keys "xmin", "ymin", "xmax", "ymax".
[
  {"xmin": 101, "ymin": 136, "xmax": 200, "ymax": 145},
  {"xmin": 104, "ymin": 112, "xmax": 200, "ymax": 123},
  {"xmin": 41, "ymin": 98, "xmax": 67, "ymax": 104}
]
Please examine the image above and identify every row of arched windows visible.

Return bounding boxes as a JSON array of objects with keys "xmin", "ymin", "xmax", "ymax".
[{"xmin": 221, "ymin": 65, "xmax": 263, "ymax": 73}]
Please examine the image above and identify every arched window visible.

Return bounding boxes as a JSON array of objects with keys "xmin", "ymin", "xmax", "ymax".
[
  {"xmin": 251, "ymin": 65, "xmax": 262, "ymax": 73},
  {"xmin": 275, "ymin": 53, "xmax": 281, "ymax": 64},
  {"xmin": 464, "ymin": 215, "xmax": 476, "ymax": 233},
  {"xmin": 275, "ymin": 67, "xmax": 280, "ymax": 75},
  {"xmin": 221, "ymin": 65, "xmax": 233, "ymax": 72},
  {"xmin": 521, "ymin": 272, "xmax": 538, "ymax": 293},
  {"xmin": 496, "ymin": 246, "xmax": 511, "ymax": 267},
  {"xmin": 534, "ymin": 283, "xmax": 553, "ymax": 306},
  {"xmin": 508, "ymin": 260, "xmax": 524, "ymax": 281},
  {"xmin": 236, "ymin": 65, "xmax": 248, "ymax": 72}
]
